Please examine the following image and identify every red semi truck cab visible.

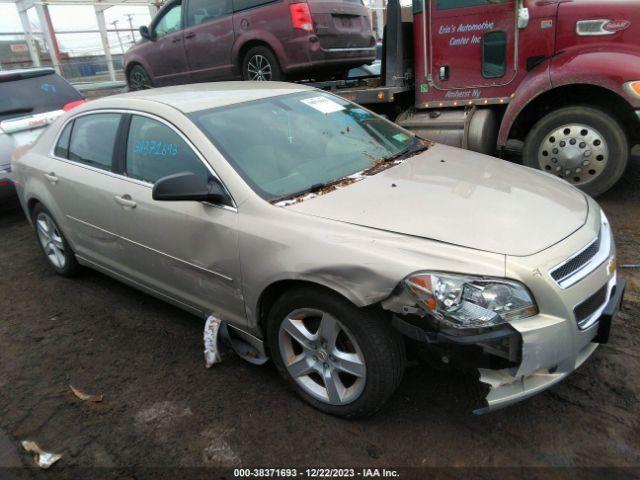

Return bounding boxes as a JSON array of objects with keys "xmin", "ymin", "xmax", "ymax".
[{"xmin": 356, "ymin": 0, "xmax": 640, "ymax": 197}]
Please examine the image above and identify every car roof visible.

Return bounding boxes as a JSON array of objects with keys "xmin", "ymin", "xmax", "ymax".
[{"xmin": 105, "ymin": 82, "xmax": 315, "ymax": 113}]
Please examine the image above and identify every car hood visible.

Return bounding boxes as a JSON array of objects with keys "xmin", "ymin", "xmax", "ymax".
[{"xmin": 286, "ymin": 144, "xmax": 588, "ymax": 256}]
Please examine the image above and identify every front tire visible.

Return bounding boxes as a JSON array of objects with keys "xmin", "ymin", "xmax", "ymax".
[
  {"xmin": 522, "ymin": 105, "xmax": 629, "ymax": 197},
  {"xmin": 242, "ymin": 46, "xmax": 284, "ymax": 81},
  {"xmin": 127, "ymin": 64, "xmax": 153, "ymax": 91},
  {"xmin": 32, "ymin": 204, "xmax": 79, "ymax": 277},
  {"xmin": 267, "ymin": 287, "xmax": 405, "ymax": 418}
]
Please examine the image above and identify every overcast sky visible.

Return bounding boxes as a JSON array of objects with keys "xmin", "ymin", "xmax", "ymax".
[{"xmin": 0, "ymin": 3, "xmax": 152, "ymax": 56}]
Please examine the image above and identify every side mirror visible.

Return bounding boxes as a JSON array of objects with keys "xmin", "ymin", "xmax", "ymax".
[
  {"xmin": 139, "ymin": 25, "xmax": 152, "ymax": 40},
  {"xmin": 152, "ymin": 172, "xmax": 231, "ymax": 205}
]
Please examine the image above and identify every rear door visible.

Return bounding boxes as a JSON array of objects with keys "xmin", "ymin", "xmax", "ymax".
[
  {"xmin": 307, "ymin": 0, "xmax": 373, "ymax": 50},
  {"xmin": 428, "ymin": 0, "xmax": 517, "ymax": 90},
  {"xmin": 46, "ymin": 112, "xmax": 128, "ymax": 272},
  {"xmin": 183, "ymin": 0, "xmax": 235, "ymax": 81},
  {"xmin": 146, "ymin": 1, "xmax": 190, "ymax": 85}
]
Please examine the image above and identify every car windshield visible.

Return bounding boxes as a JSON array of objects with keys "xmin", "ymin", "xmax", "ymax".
[
  {"xmin": 0, "ymin": 72, "xmax": 83, "ymax": 122},
  {"xmin": 190, "ymin": 92, "xmax": 423, "ymax": 201}
]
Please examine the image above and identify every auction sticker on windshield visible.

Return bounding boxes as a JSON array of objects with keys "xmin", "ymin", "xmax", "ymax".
[{"xmin": 301, "ymin": 96, "xmax": 345, "ymax": 114}]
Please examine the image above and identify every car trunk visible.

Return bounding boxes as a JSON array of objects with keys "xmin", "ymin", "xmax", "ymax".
[{"xmin": 307, "ymin": 0, "xmax": 373, "ymax": 49}]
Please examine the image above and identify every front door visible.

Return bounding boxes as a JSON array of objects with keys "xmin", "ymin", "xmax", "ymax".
[
  {"xmin": 428, "ymin": 0, "xmax": 517, "ymax": 90},
  {"xmin": 113, "ymin": 113, "xmax": 245, "ymax": 324},
  {"xmin": 146, "ymin": 1, "xmax": 191, "ymax": 86},
  {"xmin": 183, "ymin": 0, "xmax": 235, "ymax": 81}
]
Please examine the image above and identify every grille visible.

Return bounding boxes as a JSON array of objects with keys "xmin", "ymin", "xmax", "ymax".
[
  {"xmin": 551, "ymin": 235, "xmax": 600, "ymax": 283},
  {"xmin": 574, "ymin": 284, "xmax": 608, "ymax": 328}
]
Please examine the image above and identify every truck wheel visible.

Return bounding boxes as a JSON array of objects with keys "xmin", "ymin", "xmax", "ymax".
[
  {"xmin": 522, "ymin": 106, "xmax": 629, "ymax": 197},
  {"xmin": 266, "ymin": 287, "xmax": 405, "ymax": 418},
  {"xmin": 242, "ymin": 46, "xmax": 284, "ymax": 81},
  {"xmin": 127, "ymin": 65, "xmax": 153, "ymax": 91}
]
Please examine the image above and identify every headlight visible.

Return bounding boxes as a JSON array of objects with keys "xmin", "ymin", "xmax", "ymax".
[{"xmin": 404, "ymin": 272, "xmax": 538, "ymax": 329}]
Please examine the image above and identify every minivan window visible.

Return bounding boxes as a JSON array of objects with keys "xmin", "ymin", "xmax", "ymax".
[
  {"xmin": 154, "ymin": 2, "xmax": 183, "ymax": 37},
  {"xmin": 232, "ymin": 0, "xmax": 277, "ymax": 13},
  {"xmin": 54, "ymin": 121, "xmax": 73, "ymax": 158},
  {"xmin": 190, "ymin": 92, "xmax": 417, "ymax": 200},
  {"xmin": 125, "ymin": 115, "xmax": 209, "ymax": 184},
  {"xmin": 187, "ymin": 0, "xmax": 232, "ymax": 26},
  {"xmin": 67, "ymin": 113, "xmax": 121, "ymax": 171},
  {"xmin": 0, "ymin": 73, "xmax": 83, "ymax": 122}
]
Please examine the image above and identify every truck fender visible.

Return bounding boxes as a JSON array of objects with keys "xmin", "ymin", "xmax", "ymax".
[
  {"xmin": 549, "ymin": 47, "xmax": 640, "ymax": 108},
  {"xmin": 498, "ymin": 48, "xmax": 640, "ymax": 147},
  {"xmin": 497, "ymin": 64, "xmax": 552, "ymax": 147}
]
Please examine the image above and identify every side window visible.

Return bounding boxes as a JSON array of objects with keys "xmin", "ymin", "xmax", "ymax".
[
  {"xmin": 125, "ymin": 115, "xmax": 209, "ymax": 184},
  {"xmin": 187, "ymin": 0, "xmax": 232, "ymax": 26},
  {"xmin": 54, "ymin": 121, "xmax": 73, "ymax": 158},
  {"xmin": 437, "ymin": 0, "xmax": 508, "ymax": 9},
  {"xmin": 154, "ymin": 3, "xmax": 183, "ymax": 37},
  {"xmin": 232, "ymin": 0, "xmax": 276, "ymax": 13},
  {"xmin": 67, "ymin": 113, "xmax": 121, "ymax": 171},
  {"xmin": 482, "ymin": 31, "xmax": 507, "ymax": 78}
]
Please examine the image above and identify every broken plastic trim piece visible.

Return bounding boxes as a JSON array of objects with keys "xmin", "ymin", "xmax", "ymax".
[
  {"xmin": 21, "ymin": 441, "xmax": 62, "ymax": 469},
  {"xmin": 219, "ymin": 322, "xmax": 269, "ymax": 365}
]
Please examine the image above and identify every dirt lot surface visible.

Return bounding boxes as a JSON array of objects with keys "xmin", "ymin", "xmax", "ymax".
[{"xmin": 1, "ymin": 154, "xmax": 639, "ymax": 478}]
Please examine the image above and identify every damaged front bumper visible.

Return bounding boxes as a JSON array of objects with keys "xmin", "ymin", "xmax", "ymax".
[{"xmin": 392, "ymin": 277, "xmax": 626, "ymax": 414}]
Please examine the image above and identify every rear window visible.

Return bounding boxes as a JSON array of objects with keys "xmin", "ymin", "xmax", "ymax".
[{"xmin": 0, "ymin": 73, "xmax": 83, "ymax": 122}]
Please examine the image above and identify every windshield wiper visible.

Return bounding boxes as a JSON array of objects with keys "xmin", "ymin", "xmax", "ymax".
[{"xmin": 383, "ymin": 137, "xmax": 430, "ymax": 162}]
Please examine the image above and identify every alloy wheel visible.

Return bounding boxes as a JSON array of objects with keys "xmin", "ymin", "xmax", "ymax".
[
  {"xmin": 36, "ymin": 212, "xmax": 66, "ymax": 269},
  {"xmin": 246, "ymin": 55, "xmax": 273, "ymax": 81},
  {"xmin": 278, "ymin": 308, "xmax": 367, "ymax": 405},
  {"xmin": 129, "ymin": 68, "xmax": 151, "ymax": 90},
  {"xmin": 537, "ymin": 123, "xmax": 609, "ymax": 187}
]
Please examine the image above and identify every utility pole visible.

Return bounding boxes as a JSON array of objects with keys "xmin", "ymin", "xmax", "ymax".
[
  {"xmin": 125, "ymin": 14, "xmax": 136, "ymax": 44},
  {"xmin": 111, "ymin": 20, "xmax": 125, "ymax": 54}
]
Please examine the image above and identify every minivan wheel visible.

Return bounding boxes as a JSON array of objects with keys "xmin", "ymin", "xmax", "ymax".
[
  {"xmin": 128, "ymin": 65, "xmax": 153, "ymax": 91},
  {"xmin": 242, "ymin": 46, "xmax": 284, "ymax": 81},
  {"xmin": 32, "ymin": 204, "xmax": 79, "ymax": 277},
  {"xmin": 267, "ymin": 287, "xmax": 405, "ymax": 418},
  {"xmin": 522, "ymin": 105, "xmax": 629, "ymax": 197}
]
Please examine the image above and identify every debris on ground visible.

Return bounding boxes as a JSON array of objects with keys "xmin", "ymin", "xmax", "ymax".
[
  {"xmin": 69, "ymin": 385, "xmax": 104, "ymax": 403},
  {"xmin": 204, "ymin": 315, "xmax": 223, "ymax": 368},
  {"xmin": 21, "ymin": 440, "xmax": 62, "ymax": 469}
]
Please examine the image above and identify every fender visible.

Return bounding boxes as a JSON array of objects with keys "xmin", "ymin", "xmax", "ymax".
[
  {"xmin": 231, "ymin": 31, "xmax": 288, "ymax": 73},
  {"xmin": 497, "ymin": 63, "xmax": 552, "ymax": 147},
  {"xmin": 498, "ymin": 47, "xmax": 640, "ymax": 147},
  {"xmin": 549, "ymin": 46, "xmax": 640, "ymax": 107}
]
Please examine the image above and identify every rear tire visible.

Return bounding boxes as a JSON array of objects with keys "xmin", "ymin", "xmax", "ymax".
[
  {"xmin": 522, "ymin": 105, "xmax": 629, "ymax": 197},
  {"xmin": 242, "ymin": 46, "xmax": 284, "ymax": 81},
  {"xmin": 267, "ymin": 287, "xmax": 405, "ymax": 418},
  {"xmin": 32, "ymin": 203, "xmax": 79, "ymax": 277},
  {"xmin": 127, "ymin": 64, "xmax": 153, "ymax": 91}
]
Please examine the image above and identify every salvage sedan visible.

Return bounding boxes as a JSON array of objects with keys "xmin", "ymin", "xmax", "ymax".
[{"xmin": 12, "ymin": 83, "xmax": 625, "ymax": 417}]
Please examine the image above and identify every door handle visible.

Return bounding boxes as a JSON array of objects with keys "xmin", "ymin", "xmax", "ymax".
[
  {"xmin": 44, "ymin": 172, "xmax": 58, "ymax": 184},
  {"xmin": 172, "ymin": 37, "xmax": 182, "ymax": 43},
  {"xmin": 185, "ymin": 32, "xmax": 195, "ymax": 39},
  {"xmin": 114, "ymin": 194, "xmax": 137, "ymax": 209}
]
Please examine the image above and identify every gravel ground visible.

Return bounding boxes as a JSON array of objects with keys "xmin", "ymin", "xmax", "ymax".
[{"xmin": 0, "ymin": 153, "xmax": 639, "ymax": 478}]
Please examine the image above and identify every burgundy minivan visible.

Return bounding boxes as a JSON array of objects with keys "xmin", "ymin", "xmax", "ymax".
[{"xmin": 124, "ymin": 0, "xmax": 376, "ymax": 89}]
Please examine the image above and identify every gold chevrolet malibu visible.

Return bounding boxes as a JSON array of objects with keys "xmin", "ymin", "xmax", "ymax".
[{"xmin": 12, "ymin": 82, "xmax": 625, "ymax": 417}]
